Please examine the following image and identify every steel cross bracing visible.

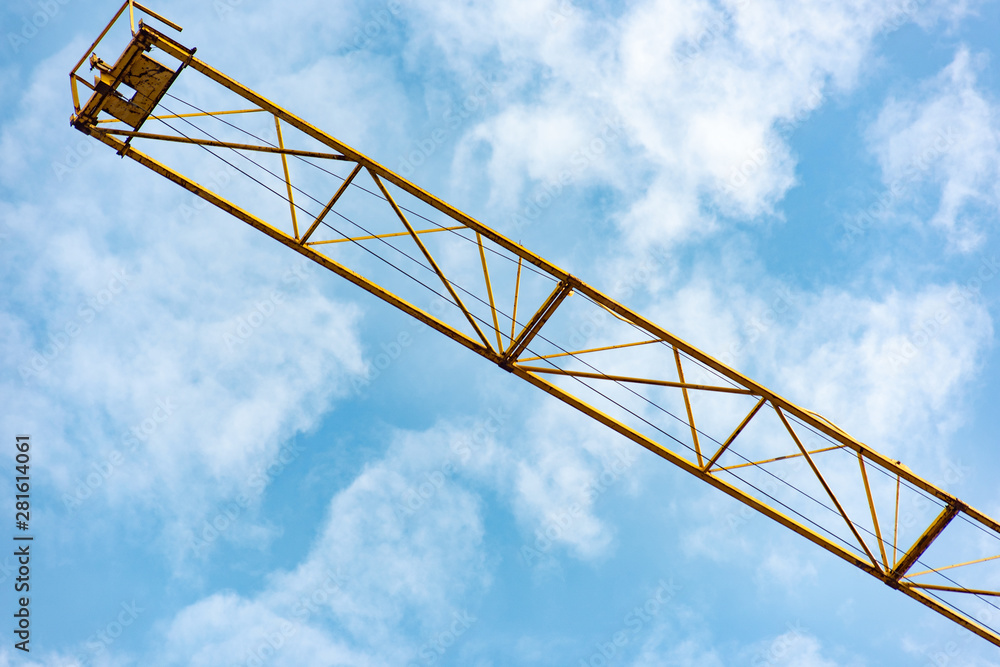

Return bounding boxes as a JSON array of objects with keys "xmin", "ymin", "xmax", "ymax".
[{"xmin": 71, "ymin": 2, "xmax": 1000, "ymax": 648}]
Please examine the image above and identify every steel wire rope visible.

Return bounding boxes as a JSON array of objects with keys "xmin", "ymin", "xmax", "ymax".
[
  {"xmin": 148, "ymin": 100, "xmax": 556, "ymax": 359},
  {"xmin": 519, "ymin": 340, "xmax": 888, "ymax": 562},
  {"xmin": 539, "ymin": 259, "xmax": 1000, "ymax": 622},
  {"xmin": 595, "ymin": 301, "xmax": 988, "ymax": 541},
  {"xmin": 151, "ymin": 102, "xmax": 463, "ymax": 289},
  {"xmin": 147, "ymin": 94, "xmax": 999, "ymax": 630},
  {"xmin": 517, "ymin": 313, "xmax": 1000, "ymax": 627},
  {"xmin": 154, "ymin": 94, "xmax": 993, "ymax": 569},
  {"xmin": 573, "ymin": 288, "xmax": 1000, "ymax": 566},
  {"xmin": 162, "ymin": 93, "xmax": 560, "ymax": 286},
  {"xmin": 524, "ymin": 341, "xmax": 878, "ymax": 552},
  {"xmin": 680, "ymin": 344, "xmax": 1000, "ymax": 590},
  {"xmin": 152, "ymin": 98, "xmax": 887, "ymax": 569},
  {"xmin": 500, "ymin": 287, "xmax": 883, "ymax": 550},
  {"xmin": 148, "ymin": 99, "xmax": 867, "ymax": 562},
  {"xmin": 149, "ymin": 104, "xmax": 585, "ymax": 391},
  {"xmin": 158, "ymin": 92, "xmax": 567, "ymax": 353},
  {"xmin": 146, "ymin": 107, "xmax": 473, "ymax": 333},
  {"xmin": 573, "ymin": 296, "xmax": 1000, "ymax": 622}
]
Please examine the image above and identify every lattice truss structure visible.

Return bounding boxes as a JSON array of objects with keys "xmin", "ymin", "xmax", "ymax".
[{"xmin": 71, "ymin": 2, "xmax": 1000, "ymax": 648}]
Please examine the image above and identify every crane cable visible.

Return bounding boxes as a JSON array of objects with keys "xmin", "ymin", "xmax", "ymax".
[
  {"xmin": 142, "ymin": 96, "xmax": 1000, "ymax": 630},
  {"xmin": 161, "ymin": 92, "xmax": 562, "ymax": 286}
]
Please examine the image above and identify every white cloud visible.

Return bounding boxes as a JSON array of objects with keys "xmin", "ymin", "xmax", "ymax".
[
  {"xmin": 641, "ymin": 256, "xmax": 993, "ymax": 463},
  {"xmin": 509, "ymin": 401, "xmax": 642, "ymax": 564},
  {"xmin": 643, "ymin": 259, "xmax": 992, "ymax": 579},
  {"xmin": 0, "ymin": 42, "xmax": 368, "ymax": 568},
  {"xmin": 6, "ymin": 1, "xmax": 999, "ymax": 664},
  {"xmin": 109, "ymin": 410, "xmax": 646, "ymax": 664},
  {"xmin": 632, "ymin": 637, "xmax": 725, "ymax": 667},
  {"xmin": 160, "ymin": 593, "xmax": 367, "ymax": 667},
  {"xmin": 767, "ymin": 284, "xmax": 993, "ymax": 466},
  {"xmin": 463, "ymin": 103, "xmax": 596, "ymax": 211},
  {"xmin": 632, "ymin": 616, "xmax": 861, "ymax": 667},
  {"xmin": 742, "ymin": 629, "xmax": 851, "ymax": 667},
  {"xmin": 406, "ymin": 0, "xmax": 982, "ymax": 249},
  {"xmin": 756, "ymin": 547, "xmax": 820, "ymax": 592},
  {"xmin": 148, "ymin": 422, "xmax": 495, "ymax": 666},
  {"xmin": 680, "ymin": 491, "xmax": 755, "ymax": 563},
  {"xmin": 868, "ymin": 47, "xmax": 1000, "ymax": 251}
]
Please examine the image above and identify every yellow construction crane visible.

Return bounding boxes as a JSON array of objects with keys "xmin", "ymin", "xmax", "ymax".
[{"xmin": 70, "ymin": 2, "xmax": 1000, "ymax": 649}]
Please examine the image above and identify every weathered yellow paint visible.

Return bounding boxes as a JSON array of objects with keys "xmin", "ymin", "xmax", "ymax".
[{"xmin": 69, "ymin": 6, "xmax": 1000, "ymax": 649}]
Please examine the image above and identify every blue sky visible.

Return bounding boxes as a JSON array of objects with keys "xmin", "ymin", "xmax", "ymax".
[{"xmin": 2, "ymin": 0, "xmax": 1000, "ymax": 665}]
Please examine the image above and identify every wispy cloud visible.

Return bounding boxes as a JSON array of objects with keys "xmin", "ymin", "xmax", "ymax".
[
  {"xmin": 4, "ymin": 1, "xmax": 999, "ymax": 664},
  {"xmin": 154, "ymin": 421, "xmax": 497, "ymax": 665},
  {"xmin": 410, "ymin": 0, "xmax": 982, "ymax": 250},
  {"xmin": 867, "ymin": 47, "xmax": 1000, "ymax": 251},
  {"xmin": 0, "ymin": 42, "xmax": 369, "ymax": 571}
]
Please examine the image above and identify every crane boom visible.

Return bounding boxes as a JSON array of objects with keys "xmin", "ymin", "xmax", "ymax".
[{"xmin": 70, "ymin": 3, "xmax": 1000, "ymax": 649}]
